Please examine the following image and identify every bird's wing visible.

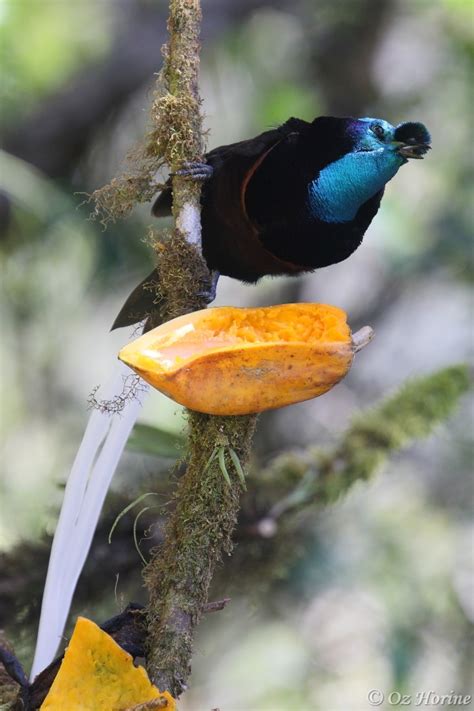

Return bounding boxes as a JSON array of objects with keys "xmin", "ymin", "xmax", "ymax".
[
  {"xmin": 152, "ymin": 187, "xmax": 172, "ymax": 217},
  {"xmin": 206, "ymin": 116, "xmax": 309, "ymax": 165},
  {"xmin": 243, "ymin": 120, "xmax": 338, "ymax": 234},
  {"xmin": 151, "ymin": 118, "xmax": 311, "ymax": 218},
  {"xmin": 194, "ymin": 118, "xmax": 313, "ymax": 281}
]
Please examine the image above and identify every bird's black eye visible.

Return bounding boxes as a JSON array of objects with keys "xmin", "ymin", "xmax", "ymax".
[{"xmin": 371, "ymin": 123, "xmax": 385, "ymax": 139}]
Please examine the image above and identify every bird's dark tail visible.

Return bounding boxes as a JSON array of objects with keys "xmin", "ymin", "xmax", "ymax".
[
  {"xmin": 111, "ymin": 176, "xmax": 172, "ymax": 331},
  {"xmin": 111, "ymin": 268, "xmax": 161, "ymax": 331},
  {"xmin": 151, "ymin": 183, "xmax": 172, "ymax": 217}
]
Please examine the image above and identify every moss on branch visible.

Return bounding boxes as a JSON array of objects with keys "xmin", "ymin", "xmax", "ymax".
[
  {"xmin": 257, "ymin": 364, "xmax": 471, "ymax": 525},
  {"xmin": 92, "ymin": 2, "xmax": 204, "ymax": 223},
  {"xmin": 144, "ymin": 414, "xmax": 256, "ymax": 696},
  {"xmin": 140, "ymin": 0, "xmax": 258, "ymax": 697}
]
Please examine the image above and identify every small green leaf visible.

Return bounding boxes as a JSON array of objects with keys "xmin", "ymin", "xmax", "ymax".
[
  {"xmin": 127, "ymin": 423, "xmax": 186, "ymax": 459},
  {"xmin": 133, "ymin": 506, "xmax": 155, "ymax": 566},
  {"xmin": 203, "ymin": 446, "xmax": 218, "ymax": 473},
  {"xmin": 218, "ymin": 447, "xmax": 232, "ymax": 487},
  {"xmin": 108, "ymin": 492, "xmax": 159, "ymax": 544},
  {"xmin": 229, "ymin": 448, "xmax": 247, "ymax": 490}
]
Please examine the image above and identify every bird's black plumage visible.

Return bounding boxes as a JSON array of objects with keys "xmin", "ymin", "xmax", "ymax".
[{"xmin": 113, "ymin": 115, "xmax": 430, "ymax": 329}]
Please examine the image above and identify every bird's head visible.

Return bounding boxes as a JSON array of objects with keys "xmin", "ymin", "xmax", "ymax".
[
  {"xmin": 308, "ymin": 116, "xmax": 431, "ymax": 223},
  {"xmin": 349, "ymin": 118, "xmax": 431, "ymax": 162}
]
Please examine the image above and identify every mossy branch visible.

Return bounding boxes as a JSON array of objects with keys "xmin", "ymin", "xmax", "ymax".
[
  {"xmin": 255, "ymin": 364, "xmax": 471, "ymax": 531},
  {"xmin": 144, "ymin": 415, "xmax": 256, "ymax": 696},
  {"xmin": 136, "ymin": 0, "xmax": 258, "ymax": 698},
  {"xmin": 318, "ymin": 363, "xmax": 470, "ymax": 500}
]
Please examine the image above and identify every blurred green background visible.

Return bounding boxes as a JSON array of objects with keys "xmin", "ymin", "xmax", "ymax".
[{"xmin": 0, "ymin": 0, "xmax": 472, "ymax": 709}]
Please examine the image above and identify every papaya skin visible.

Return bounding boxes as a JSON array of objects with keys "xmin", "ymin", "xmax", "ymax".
[{"xmin": 118, "ymin": 304, "xmax": 365, "ymax": 416}]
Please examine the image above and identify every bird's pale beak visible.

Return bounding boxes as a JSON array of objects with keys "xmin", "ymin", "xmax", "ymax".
[
  {"xmin": 396, "ymin": 141, "xmax": 431, "ymax": 159},
  {"xmin": 393, "ymin": 121, "xmax": 431, "ymax": 160}
]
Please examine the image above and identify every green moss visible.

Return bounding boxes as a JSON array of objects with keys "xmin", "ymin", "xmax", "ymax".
[
  {"xmin": 156, "ymin": 231, "xmax": 210, "ymax": 322},
  {"xmin": 322, "ymin": 364, "xmax": 471, "ymax": 501},
  {"xmin": 262, "ymin": 364, "xmax": 471, "ymax": 513},
  {"xmin": 144, "ymin": 413, "xmax": 257, "ymax": 696},
  {"xmin": 91, "ymin": 148, "xmax": 166, "ymax": 224}
]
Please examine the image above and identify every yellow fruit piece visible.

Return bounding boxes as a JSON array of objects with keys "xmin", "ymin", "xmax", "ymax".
[
  {"xmin": 40, "ymin": 617, "xmax": 175, "ymax": 711},
  {"xmin": 119, "ymin": 303, "xmax": 361, "ymax": 416}
]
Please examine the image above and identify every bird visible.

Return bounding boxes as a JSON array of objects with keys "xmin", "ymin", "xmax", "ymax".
[
  {"xmin": 113, "ymin": 115, "xmax": 431, "ymax": 329},
  {"xmin": 31, "ymin": 115, "xmax": 430, "ymax": 679}
]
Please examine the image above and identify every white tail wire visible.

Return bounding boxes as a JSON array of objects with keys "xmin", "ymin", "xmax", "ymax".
[{"xmin": 30, "ymin": 360, "xmax": 149, "ymax": 680}]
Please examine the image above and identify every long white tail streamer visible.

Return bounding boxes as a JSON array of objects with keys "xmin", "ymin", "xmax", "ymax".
[{"xmin": 31, "ymin": 360, "xmax": 149, "ymax": 680}]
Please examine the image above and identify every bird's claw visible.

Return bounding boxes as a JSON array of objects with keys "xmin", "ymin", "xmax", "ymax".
[
  {"xmin": 0, "ymin": 644, "xmax": 29, "ymax": 688},
  {"xmin": 197, "ymin": 270, "xmax": 220, "ymax": 304},
  {"xmin": 171, "ymin": 161, "xmax": 214, "ymax": 180}
]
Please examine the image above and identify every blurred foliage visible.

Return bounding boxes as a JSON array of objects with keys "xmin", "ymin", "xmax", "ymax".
[
  {"xmin": 127, "ymin": 423, "xmax": 186, "ymax": 459},
  {"xmin": 0, "ymin": 0, "xmax": 110, "ymax": 124},
  {"xmin": 0, "ymin": 0, "xmax": 473, "ymax": 708}
]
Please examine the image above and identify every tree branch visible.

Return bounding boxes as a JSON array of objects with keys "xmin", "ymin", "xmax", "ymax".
[
  {"xmin": 138, "ymin": 0, "xmax": 258, "ymax": 697},
  {"xmin": 251, "ymin": 364, "xmax": 471, "ymax": 535}
]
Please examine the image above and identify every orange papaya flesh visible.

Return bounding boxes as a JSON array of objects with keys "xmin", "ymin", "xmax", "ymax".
[{"xmin": 119, "ymin": 303, "xmax": 357, "ymax": 416}]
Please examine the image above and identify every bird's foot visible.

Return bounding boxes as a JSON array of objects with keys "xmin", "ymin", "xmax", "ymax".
[
  {"xmin": 171, "ymin": 161, "xmax": 214, "ymax": 180},
  {"xmin": 0, "ymin": 644, "xmax": 29, "ymax": 689},
  {"xmin": 198, "ymin": 270, "xmax": 220, "ymax": 304}
]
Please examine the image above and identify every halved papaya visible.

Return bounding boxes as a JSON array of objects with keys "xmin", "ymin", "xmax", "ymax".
[{"xmin": 119, "ymin": 303, "xmax": 372, "ymax": 415}]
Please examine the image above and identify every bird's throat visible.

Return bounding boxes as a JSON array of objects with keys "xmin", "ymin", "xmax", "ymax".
[{"xmin": 308, "ymin": 150, "xmax": 403, "ymax": 223}]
